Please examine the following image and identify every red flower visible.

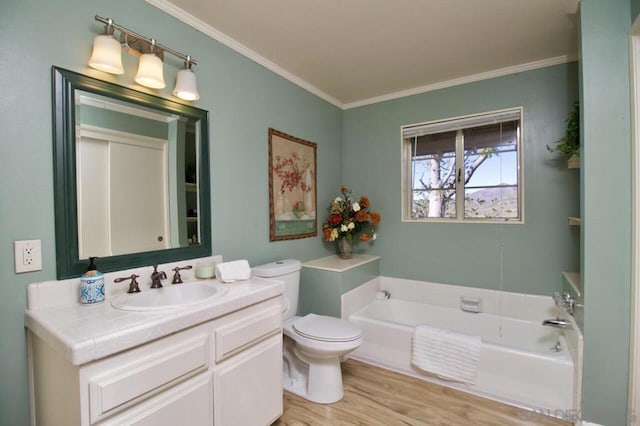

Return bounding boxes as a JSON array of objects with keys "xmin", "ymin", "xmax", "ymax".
[{"xmin": 328, "ymin": 213, "xmax": 342, "ymax": 225}]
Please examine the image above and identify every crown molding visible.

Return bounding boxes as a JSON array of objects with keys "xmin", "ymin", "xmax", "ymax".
[
  {"xmin": 146, "ymin": 0, "xmax": 576, "ymax": 111},
  {"xmin": 342, "ymin": 55, "xmax": 577, "ymax": 109},
  {"xmin": 145, "ymin": 0, "xmax": 344, "ymax": 108}
]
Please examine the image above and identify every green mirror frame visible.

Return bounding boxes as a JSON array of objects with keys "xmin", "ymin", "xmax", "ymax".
[{"xmin": 52, "ymin": 66, "xmax": 211, "ymax": 279}]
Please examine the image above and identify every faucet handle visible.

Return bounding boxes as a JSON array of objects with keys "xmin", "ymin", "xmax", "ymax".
[
  {"xmin": 114, "ymin": 274, "xmax": 141, "ymax": 293},
  {"xmin": 172, "ymin": 265, "xmax": 193, "ymax": 284},
  {"xmin": 552, "ymin": 290, "xmax": 575, "ymax": 315}
]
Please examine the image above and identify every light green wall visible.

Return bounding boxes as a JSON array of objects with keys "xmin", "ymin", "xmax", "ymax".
[
  {"xmin": 342, "ymin": 63, "xmax": 580, "ymax": 296},
  {"xmin": 0, "ymin": 1, "xmax": 342, "ymax": 424},
  {"xmin": 1, "ymin": 2, "xmax": 633, "ymax": 425},
  {"xmin": 580, "ymin": 1, "xmax": 633, "ymax": 425},
  {"xmin": 78, "ymin": 104, "xmax": 169, "ymax": 139}
]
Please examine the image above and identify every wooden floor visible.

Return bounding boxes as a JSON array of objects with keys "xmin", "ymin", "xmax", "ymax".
[{"xmin": 273, "ymin": 359, "xmax": 570, "ymax": 426}]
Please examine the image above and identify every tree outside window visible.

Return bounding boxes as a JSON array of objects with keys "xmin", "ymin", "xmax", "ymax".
[{"xmin": 402, "ymin": 108, "xmax": 522, "ymax": 222}]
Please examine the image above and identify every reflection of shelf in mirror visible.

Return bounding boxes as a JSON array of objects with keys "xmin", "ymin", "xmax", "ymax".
[
  {"xmin": 185, "ymin": 183, "xmax": 197, "ymax": 192},
  {"xmin": 568, "ymin": 217, "xmax": 581, "ymax": 226},
  {"xmin": 187, "ymin": 217, "xmax": 198, "ymax": 223},
  {"xmin": 567, "ymin": 155, "xmax": 580, "ymax": 169},
  {"xmin": 562, "ymin": 271, "xmax": 581, "ymax": 296}
]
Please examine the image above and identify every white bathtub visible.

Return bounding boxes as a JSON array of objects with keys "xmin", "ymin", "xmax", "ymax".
[{"xmin": 349, "ymin": 298, "xmax": 575, "ymax": 412}]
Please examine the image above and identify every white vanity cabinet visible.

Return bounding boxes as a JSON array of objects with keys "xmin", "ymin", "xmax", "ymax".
[{"xmin": 28, "ymin": 293, "xmax": 283, "ymax": 426}]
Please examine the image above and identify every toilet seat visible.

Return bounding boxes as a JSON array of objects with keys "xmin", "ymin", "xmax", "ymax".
[{"xmin": 292, "ymin": 314, "xmax": 361, "ymax": 342}]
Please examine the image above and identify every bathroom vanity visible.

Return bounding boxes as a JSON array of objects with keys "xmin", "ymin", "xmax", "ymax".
[{"xmin": 25, "ymin": 269, "xmax": 284, "ymax": 426}]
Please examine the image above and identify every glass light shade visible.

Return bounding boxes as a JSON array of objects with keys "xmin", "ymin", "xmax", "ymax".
[
  {"xmin": 173, "ymin": 68, "xmax": 200, "ymax": 101},
  {"xmin": 135, "ymin": 54, "xmax": 165, "ymax": 89},
  {"xmin": 88, "ymin": 34, "xmax": 124, "ymax": 74}
]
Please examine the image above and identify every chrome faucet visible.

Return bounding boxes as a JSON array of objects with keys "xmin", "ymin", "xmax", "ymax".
[
  {"xmin": 552, "ymin": 290, "xmax": 575, "ymax": 315},
  {"xmin": 542, "ymin": 317, "xmax": 571, "ymax": 329}
]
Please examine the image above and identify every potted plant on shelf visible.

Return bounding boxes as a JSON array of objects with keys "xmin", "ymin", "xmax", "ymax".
[
  {"xmin": 322, "ymin": 186, "xmax": 381, "ymax": 259},
  {"xmin": 547, "ymin": 101, "xmax": 580, "ymax": 168}
]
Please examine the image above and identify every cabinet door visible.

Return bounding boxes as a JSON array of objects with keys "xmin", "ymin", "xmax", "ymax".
[
  {"xmin": 213, "ymin": 335, "xmax": 283, "ymax": 426},
  {"xmin": 98, "ymin": 373, "xmax": 212, "ymax": 426}
]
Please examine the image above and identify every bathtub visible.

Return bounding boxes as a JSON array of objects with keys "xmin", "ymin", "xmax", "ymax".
[{"xmin": 349, "ymin": 298, "xmax": 575, "ymax": 412}]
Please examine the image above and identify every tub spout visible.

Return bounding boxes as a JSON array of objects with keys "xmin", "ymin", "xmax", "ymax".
[
  {"xmin": 376, "ymin": 290, "xmax": 391, "ymax": 301},
  {"xmin": 542, "ymin": 317, "xmax": 571, "ymax": 329}
]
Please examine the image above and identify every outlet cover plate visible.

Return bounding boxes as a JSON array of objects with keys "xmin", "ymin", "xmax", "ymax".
[{"xmin": 15, "ymin": 240, "xmax": 42, "ymax": 273}]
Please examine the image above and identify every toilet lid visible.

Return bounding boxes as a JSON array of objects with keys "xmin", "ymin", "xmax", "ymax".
[{"xmin": 292, "ymin": 314, "xmax": 361, "ymax": 342}]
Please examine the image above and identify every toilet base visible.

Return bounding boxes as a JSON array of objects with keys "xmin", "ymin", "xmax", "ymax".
[
  {"xmin": 283, "ymin": 356, "xmax": 344, "ymax": 404},
  {"xmin": 282, "ymin": 337, "xmax": 346, "ymax": 404}
]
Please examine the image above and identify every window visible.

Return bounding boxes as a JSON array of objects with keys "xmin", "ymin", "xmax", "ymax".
[{"xmin": 402, "ymin": 108, "xmax": 523, "ymax": 222}]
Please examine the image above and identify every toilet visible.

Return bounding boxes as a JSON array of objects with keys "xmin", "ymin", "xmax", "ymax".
[{"xmin": 252, "ymin": 259, "xmax": 362, "ymax": 404}]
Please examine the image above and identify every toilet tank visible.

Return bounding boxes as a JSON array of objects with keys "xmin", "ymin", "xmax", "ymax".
[{"xmin": 251, "ymin": 259, "xmax": 302, "ymax": 321}]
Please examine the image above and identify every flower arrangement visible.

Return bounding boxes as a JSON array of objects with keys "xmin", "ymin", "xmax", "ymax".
[{"xmin": 322, "ymin": 186, "xmax": 381, "ymax": 244}]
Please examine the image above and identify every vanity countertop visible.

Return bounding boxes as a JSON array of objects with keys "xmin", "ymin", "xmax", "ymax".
[{"xmin": 25, "ymin": 276, "xmax": 284, "ymax": 366}]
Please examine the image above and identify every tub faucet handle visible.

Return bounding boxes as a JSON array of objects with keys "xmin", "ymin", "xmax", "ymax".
[{"xmin": 552, "ymin": 290, "xmax": 575, "ymax": 315}]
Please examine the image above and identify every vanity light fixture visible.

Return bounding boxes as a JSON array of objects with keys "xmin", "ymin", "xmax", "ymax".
[
  {"xmin": 173, "ymin": 56, "xmax": 200, "ymax": 101},
  {"xmin": 88, "ymin": 15, "xmax": 199, "ymax": 101},
  {"xmin": 88, "ymin": 19, "xmax": 124, "ymax": 74},
  {"xmin": 134, "ymin": 40, "xmax": 166, "ymax": 89}
]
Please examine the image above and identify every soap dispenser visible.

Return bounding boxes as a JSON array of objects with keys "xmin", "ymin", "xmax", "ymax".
[{"xmin": 80, "ymin": 257, "xmax": 105, "ymax": 304}]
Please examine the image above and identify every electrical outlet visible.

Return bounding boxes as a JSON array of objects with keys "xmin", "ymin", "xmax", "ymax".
[{"xmin": 15, "ymin": 240, "xmax": 42, "ymax": 273}]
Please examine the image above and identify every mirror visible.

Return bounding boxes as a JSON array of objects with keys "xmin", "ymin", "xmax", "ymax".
[{"xmin": 52, "ymin": 67, "xmax": 211, "ymax": 279}]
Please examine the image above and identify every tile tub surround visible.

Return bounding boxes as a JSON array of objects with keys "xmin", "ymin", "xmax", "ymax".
[
  {"xmin": 343, "ymin": 276, "xmax": 572, "ymax": 322},
  {"xmin": 341, "ymin": 276, "xmax": 583, "ymax": 413},
  {"xmin": 25, "ymin": 256, "xmax": 285, "ymax": 365}
]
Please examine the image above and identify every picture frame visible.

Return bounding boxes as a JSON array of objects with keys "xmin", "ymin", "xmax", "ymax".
[{"xmin": 268, "ymin": 128, "xmax": 317, "ymax": 241}]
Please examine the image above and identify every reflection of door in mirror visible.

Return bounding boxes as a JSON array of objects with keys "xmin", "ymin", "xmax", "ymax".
[
  {"xmin": 75, "ymin": 90, "xmax": 199, "ymax": 259},
  {"xmin": 77, "ymin": 127, "xmax": 169, "ymax": 258}
]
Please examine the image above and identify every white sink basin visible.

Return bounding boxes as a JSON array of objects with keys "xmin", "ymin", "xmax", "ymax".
[{"xmin": 111, "ymin": 281, "xmax": 228, "ymax": 311}]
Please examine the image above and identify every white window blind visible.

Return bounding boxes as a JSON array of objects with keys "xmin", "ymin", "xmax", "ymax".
[{"xmin": 402, "ymin": 109, "xmax": 521, "ymax": 139}]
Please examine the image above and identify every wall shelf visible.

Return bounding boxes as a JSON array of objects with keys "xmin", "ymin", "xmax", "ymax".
[
  {"xmin": 562, "ymin": 271, "xmax": 581, "ymax": 296},
  {"xmin": 568, "ymin": 217, "xmax": 581, "ymax": 226},
  {"xmin": 567, "ymin": 155, "xmax": 580, "ymax": 169}
]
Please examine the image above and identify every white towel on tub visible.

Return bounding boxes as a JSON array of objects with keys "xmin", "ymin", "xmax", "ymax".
[
  {"xmin": 215, "ymin": 260, "xmax": 251, "ymax": 283},
  {"xmin": 411, "ymin": 325, "xmax": 481, "ymax": 385}
]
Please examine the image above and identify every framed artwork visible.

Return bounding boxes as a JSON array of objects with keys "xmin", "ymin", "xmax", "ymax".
[{"xmin": 268, "ymin": 128, "xmax": 317, "ymax": 241}]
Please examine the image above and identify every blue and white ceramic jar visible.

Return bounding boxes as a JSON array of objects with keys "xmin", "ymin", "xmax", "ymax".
[{"xmin": 80, "ymin": 272, "xmax": 105, "ymax": 304}]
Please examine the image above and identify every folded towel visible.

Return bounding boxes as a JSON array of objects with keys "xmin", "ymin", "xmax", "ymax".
[
  {"xmin": 215, "ymin": 260, "xmax": 251, "ymax": 283},
  {"xmin": 411, "ymin": 325, "xmax": 481, "ymax": 385}
]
